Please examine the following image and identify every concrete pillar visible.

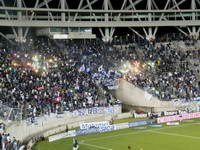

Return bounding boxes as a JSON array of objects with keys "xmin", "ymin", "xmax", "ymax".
[
  {"xmin": 61, "ymin": 0, "xmax": 66, "ymax": 22},
  {"xmin": 146, "ymin": 0, "xmax": 155, "ymax": 41},
  {"xmin": 191, "ymin": 0, "xmax": 198, "ymax": 39},
  {"xmin": 104, "ymin": 0, "xmax": 110, "ymax": 42},
  {"xmin": 17, "ymin": 0, "xmax": 24, "ymax": 42}
]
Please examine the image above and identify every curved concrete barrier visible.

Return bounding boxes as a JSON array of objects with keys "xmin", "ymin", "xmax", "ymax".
[
  {"xmin": 116, "ymin": 80, "xmax": 181, "ymax": 112},
  {"xmin": 5, "ymin": 105, "xmax": 121, "ymax": 142}
]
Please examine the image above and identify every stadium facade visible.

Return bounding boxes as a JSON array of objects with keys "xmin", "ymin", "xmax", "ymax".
[{"xmin": 0, "ymin": 0, "xmax": 200, "ymax": 42}]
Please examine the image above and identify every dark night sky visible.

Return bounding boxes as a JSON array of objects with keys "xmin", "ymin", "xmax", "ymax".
[
  {"xmin": 22, "ymin": 0, "xmax": 190, "ymax": 9},
  {"xmin": 1, "ymin": 0, "xmax": 191, "ymax": 37},
  {"xmin": 4, "ymin": 0, "xmax": 191, "ymax": 12}
]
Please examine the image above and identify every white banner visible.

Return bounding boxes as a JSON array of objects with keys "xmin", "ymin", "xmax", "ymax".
[
  {"xmin": 48, "ymin": 130, "xmax": 76, "ymax": 142},
  {"xmin": 157, "ymin": 112, "xmax": 200, "ymax": 123},
  {"xmin": 164, "ymin": 111, "xmax": 178, "ymax": 116},
  {"xmin": 72, "ymin": 105, "xmax": 121, "ymax": 117},
  {"xmin": 152, "ymin": 112, "xmax": 162, "ymax": 117},
  {"xmin": 53, "ymin": 34, "xmax": 68, "ymax": 39},
  {"xmin": 166, "ymin": 122, "xmax": 179, "ymax": 126},
  {"xmin": 114, "ymin": 123, "xmax": 129, "ymax": 130},
  {"xmin": 80, "ymin": 121, "xmax": 109, "ymax": 130},
  {"xmin": 133, "ymin": 113, "xmax": 148, "ymax": 118}
]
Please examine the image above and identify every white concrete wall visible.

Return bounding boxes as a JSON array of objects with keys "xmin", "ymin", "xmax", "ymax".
[
  {"xmin": 116, "ymin": 112, "xmax": 132, "ymax": 119},
  {"xmin": 116, "ymin": 80, "xmax": 180, "ymax": 112},
  {"xmin": 5, "ymin": 105, "xmax": 121, "ymax": 142}
]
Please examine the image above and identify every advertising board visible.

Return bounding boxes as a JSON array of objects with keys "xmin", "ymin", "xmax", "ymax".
[
  {"xmin": 49, "ymin": 130, "xmax": 76, "ymax": 142},
  {"xmin": 80, "ymin": 121, "xmax": 109, "ymax": 130},
  {"xmin": 76, "ymin": 125, "xmax": 114, "ymax": 136},
  {"xmin": 114, "ymin": 123, "xmax": 129, "ymax": 130},
  {"xmin": 128, "ymin": 120, "xmax": 154, "ymax": 128},
  {"xmin": 166, "ymin": 122, "xmax": 179, "ymax": 126},
  {"xmin": 157, "ymin": 112, "xmax": 200, "ymax": 123}
]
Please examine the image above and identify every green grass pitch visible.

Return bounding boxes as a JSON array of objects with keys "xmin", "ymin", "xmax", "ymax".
[{"xmin": 32, "ymin": 119, "xmax": 200, "ymax": 150}]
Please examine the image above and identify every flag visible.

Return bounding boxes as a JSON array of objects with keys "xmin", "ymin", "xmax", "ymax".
[
  {"xmin": 98, "ymin": 65, "xmax": 103, "ymax": 72},
  {"xmin": 78, "ymin": 64, "xmax": 85, "ymax": 72}
]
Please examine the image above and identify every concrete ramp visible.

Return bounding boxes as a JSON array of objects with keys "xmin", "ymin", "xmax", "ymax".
[{"xmin": 115, "ymin": 80, "xmax": 181, "ymax": 112}]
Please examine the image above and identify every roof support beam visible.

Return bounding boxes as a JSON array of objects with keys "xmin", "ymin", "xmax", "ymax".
[
  {"xmin": 0, "ymin": 0, "xmax": 17, "ymax": 38},
  {"xmin": 38, "ymin": 0, "xmax": 53, "ymax": 8},
  {"xmin": 81, "ymin": 0, "xmax": 98, "ymax": 9},
  {"xmin": 1, "ymin": 20, "xmax": 200, "ymax": 27},
  {"xmin": 74, "ymin": 0, "xmax": 84, "ymax": 21},
  {"xmin": 125, "ymin": 0, "xmax": 143, "ymax": 10},
  {"xmin": 172, "ymin": 0, "xmax": 191, "ymax": 34},
  {"xmin": 44, "ymin": 0, "xmax": 54, "ymax": 21},
  {"xmin": 1, "ymin": 6, "xmax": 200, "ymax": 13},
  {"xmin": 24, "ymin": 0, "xmax": 39, "ymax": 39}
]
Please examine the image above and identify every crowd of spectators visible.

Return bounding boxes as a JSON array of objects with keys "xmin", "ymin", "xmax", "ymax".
[
  {"xmin": 125, "ymin": 41, "xmax": 200, "ymax": 101},
  {"xmin": 0, "ymin": 38, "xmax": 121, "ymax": 121},
  {"xmin": 0, "ymin": 123, "xmax": 23, "ymax": 150}
]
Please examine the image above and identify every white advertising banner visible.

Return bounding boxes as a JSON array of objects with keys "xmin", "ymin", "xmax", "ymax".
[
  {"xmin": 114, "ymin": 123, "xmax": 129, "ymax": 130},
  {"xmin": 164, "ymin": 111, "xmax": 178, "ymax": 116},
  {"xmin": 166, "ymin": 122, "xmax": 180, "ymax": 126},
  {"xmin": 157, "ymin": 112, "xmax": 200, "ymax": 123},
  {"xmin": 72, "ymin": 105, "xmax": 121, "ymax": 117},
  {"xmin": 80, "ymin": 121, "xmax": 110, "ymax": 130},
  {"xmin": 48, "ymin": 130, "xmax": 76, "ymax": 142},
  {"xmin": 133, "ymin": 113, "xmax": 148, "ymax": 118}
]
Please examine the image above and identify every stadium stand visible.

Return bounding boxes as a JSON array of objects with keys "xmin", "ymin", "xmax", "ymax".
[{"xmin": 0, "ymin": 36, "xmax": 199, "ymax": 149}]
